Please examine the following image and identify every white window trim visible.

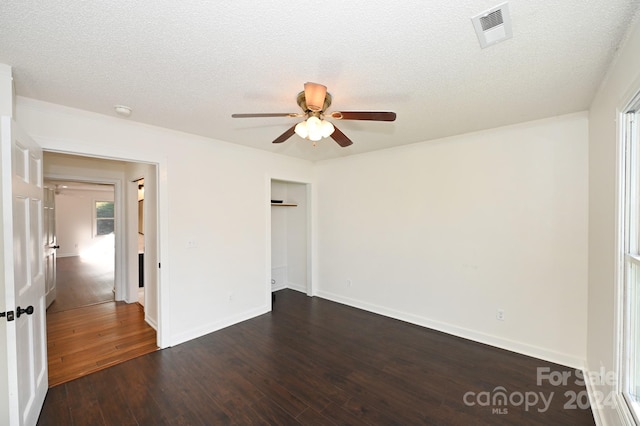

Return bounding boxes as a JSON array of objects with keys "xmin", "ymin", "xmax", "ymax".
[
  {"xmin": 94, "ymin": 199, "xmax": 115, "ymax": 237},
  {"xmin": 618, "ymin": 93, "xmax": 640, "ymax": 425}
]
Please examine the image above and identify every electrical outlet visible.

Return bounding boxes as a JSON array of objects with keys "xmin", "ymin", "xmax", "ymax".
[
  {"xmin": 187, "ymin": 240, "xmax": 197, "ymax": 248},
  {"xmin": 346, "ymin": 279, "xmax": 352, "ymax": 287},
  {"xmin": 496, "ymin": 309, "xmax": 505, "ymax": 321},
  {"xmin": 228, "ymin": 292, "xmax": 234, "ymax": 302}
]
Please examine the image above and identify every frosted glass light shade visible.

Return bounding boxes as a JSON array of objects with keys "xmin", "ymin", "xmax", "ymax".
[
  {"xmin": 306, "ymin": 116, "xmax": 322, "ymax": 141},
  {"xmin": 306, "ymin": 116, "xmax": 321, "ymax": 133},
  {"xmin": 295, "ymin": 116, "xmax": 335, "ymax": 142},
  {"xmin": 320, "ymin": 120, "xmax": 335, "ymax": 138},
  {"xmin": 294, "ymin": 121, "xmax": 308, "ymax": 138},
  {"xmin": 309, "ymin": 132, "xmax": 323, "ymax": 142}
]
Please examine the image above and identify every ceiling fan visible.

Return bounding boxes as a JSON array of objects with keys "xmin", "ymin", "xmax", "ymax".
[{"xmin": 231, "ymin": 82, "xmax": 396, "ymax": 147}]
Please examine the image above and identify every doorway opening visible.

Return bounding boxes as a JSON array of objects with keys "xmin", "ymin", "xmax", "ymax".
[
  {"xmin": 270, "ymin": 179, "xmax": 312, "ymax": 299},
  {"xmin": 43, "ymin": 151, "xmax": 160, "ymax": 385},
  {"xmin": 43, "ymin": 180, "xmax": 116, "ymax": 314}
]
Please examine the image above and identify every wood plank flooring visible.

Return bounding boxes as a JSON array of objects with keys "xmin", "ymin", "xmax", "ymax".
[
  {"xmin": 47, "ymin": 256, "xmax": 115, "ymax": 314},
  {"xmin": 47, "ymin": 301, "xmax": 158, "ymax": 387},
  {"xmin": 38, "ymin": 289, "xmax": 595, "ymax": 425},
  {"xmin": 46, "ymin": 255, "xmax": 156, "ymax": 387}
]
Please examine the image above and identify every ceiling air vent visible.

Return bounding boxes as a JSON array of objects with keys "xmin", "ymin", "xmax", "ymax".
[{"xmin": 471, "ymin": 2, "xmax": 512, "ymax": 49}]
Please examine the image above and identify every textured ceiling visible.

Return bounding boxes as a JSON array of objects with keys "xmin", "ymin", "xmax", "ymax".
[{"xmin": 1, "ymin": 1, "xmax": 639, "ymax": 161}]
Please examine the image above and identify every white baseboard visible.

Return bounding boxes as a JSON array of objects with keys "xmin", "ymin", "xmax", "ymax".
[
  {"xmin": 271, "ymin": 266, "xmax": 287, "ymax": 291},
  {"xmin": 145, "ymin": 315, "xmax": 158, "ymax": 331},
  {"xmin": 57, "ymin": 253, "xmax": 78, "ymax": 258},
  {"xmin": 271, "ymin": 282, "xmax": 287, "ymax": 291},
  {"xmin": 170, "ymin": 305, "xmax": 270, "ymax": 347},
  {"xmin": 583, "ymin": 364, "xmax": 605, "ymax": 426},
  {"xmin": 286, "ymin": 281, "xmax": 307, "ymax": 293},
  {"xmin": 316, "ymin": 290, "xmax": 585, "ymax": 369},
  {"xmin": 271, "ymin": 282, "xmax": 307, "ymax": 293}
]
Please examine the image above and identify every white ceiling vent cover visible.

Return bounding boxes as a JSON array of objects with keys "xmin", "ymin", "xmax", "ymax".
[{"xmin": 471, "ymin": 2, "xmax": 513, "ymax": 49}]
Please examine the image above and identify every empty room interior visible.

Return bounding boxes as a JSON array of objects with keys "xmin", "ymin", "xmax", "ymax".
[{"xmin": 2, "ymin": 1, "xmax": 640, "ymax": 425}]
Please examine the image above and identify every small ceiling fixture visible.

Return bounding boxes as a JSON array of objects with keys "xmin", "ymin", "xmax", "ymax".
[
  {"xmin": 471, "ymin": 2, "xmax": 512, "ymax": 49},
  {"xmin": 114, "ymin": 104, "xmax": 132, "ymax": 117}
]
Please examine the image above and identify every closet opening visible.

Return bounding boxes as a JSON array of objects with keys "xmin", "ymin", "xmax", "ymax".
[{"xmin": 270, "ymin": 179, "xmax": 311, "ymax": 300}]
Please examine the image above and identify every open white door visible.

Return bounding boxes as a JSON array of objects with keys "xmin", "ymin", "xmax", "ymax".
[
  {"xmin": 1, "ymin": 117, "xmax": 48, "ymax": 425},
  {"xmin": 44, "ymin": 187, "xmax": 57, "ymax": 307}
]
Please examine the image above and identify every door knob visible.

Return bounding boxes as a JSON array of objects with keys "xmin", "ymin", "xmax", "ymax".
[{"xmin": 16, "ymin": 305, "xmax": 34, "ymax": 318}]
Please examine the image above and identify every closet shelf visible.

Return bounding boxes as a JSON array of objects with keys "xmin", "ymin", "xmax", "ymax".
[{"xmin": 271, "ymin": 203, "xmax": 297, "ymax": 207}]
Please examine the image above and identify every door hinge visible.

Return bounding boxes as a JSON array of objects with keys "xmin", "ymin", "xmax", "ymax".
[
  {"xmin": 158, "ymin": 262, "xmax": 161, "ymax": 268},
  {"xmin": 0, "ymin": 311, "xmax": 15, "ymax": 321}
]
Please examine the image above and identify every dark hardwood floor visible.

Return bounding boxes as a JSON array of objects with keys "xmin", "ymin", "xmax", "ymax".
[
  {"xmin": 47, "ymin": 256, "xmax": 115, "ymax": 314},
  {"xmin": 38, "ymin": 289, "xmax": 595, "ymax": 425}
]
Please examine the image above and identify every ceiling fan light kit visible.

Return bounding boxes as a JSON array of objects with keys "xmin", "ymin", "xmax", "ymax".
[
  {"xmin": 232, "ymin": 82, "xmax": 396, "ymax": 147},
  {"xmin": 295, "ymin": 116, "xmax": 335, "ymax": 142}
]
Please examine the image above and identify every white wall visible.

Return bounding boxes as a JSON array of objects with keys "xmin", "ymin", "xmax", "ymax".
[
  {"xmin": 587, "ymin": 13, "xmax": 640, "ymax": 425},
  {"xmin": 53, "ymin": 187, "xmax": 114, "ymax": 257},
  {"xmin": 316, "ymin": 112, "xmax": 589, "ymax": 368},
  {"xmin": 17, "ymin": 97, "xmax": 314, "ymax": 347}
]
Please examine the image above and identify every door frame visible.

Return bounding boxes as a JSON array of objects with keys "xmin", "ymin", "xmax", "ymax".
[
  {"xmin": 266, "ymin": 175, "xmax": 316, "ymax": 304},
  {"xmin": 44, "ymin": 174, "xmax": 125, "ymax": 299},
  {"xmin": 35, "ymin": 142, "xmax": 170, "ymax": 349}
]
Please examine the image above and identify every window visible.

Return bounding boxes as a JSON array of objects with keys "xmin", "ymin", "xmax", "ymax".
[
  {"xmin": 95, "ymin": 201, "xmax": 114, "ymax": 235},
  {"xmin": 621, "ymin": 97, "xmax": 640, "ymax": 421}
]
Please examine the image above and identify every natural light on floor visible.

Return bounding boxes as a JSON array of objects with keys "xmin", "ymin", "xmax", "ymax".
[{"xmin": 79, "ymin": 233, "xmax": 115, "ymax": 268}]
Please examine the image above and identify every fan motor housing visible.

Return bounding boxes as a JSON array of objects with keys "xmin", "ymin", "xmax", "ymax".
[{"xmin": 297, "ymin": 91, "xmax": 332, "ymax": 113}]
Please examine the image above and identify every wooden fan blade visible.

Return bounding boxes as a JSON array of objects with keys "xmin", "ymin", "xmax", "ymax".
[
  {"xmin": 330, "ymin": 111, "xmax": 396, "ymax": 121},
  {"xmin": 272, "ymin": 125, "xmax": 297, "ymax": 144},
  {"xmin": 232, "ymin": 113, "xmax": 302, "ymax": 118},
  {"xmin": 330, "ymin": 125, "xmax": 353, "ymax": 147}
]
